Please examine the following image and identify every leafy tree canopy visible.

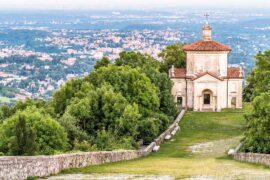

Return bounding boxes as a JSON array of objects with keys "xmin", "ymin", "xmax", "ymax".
[
  {"xmin": 0, "ymin": 106, "xmax": 68, "ymax": 155},
  {"xmin": 242, "ymin": 50, "xmax": 270, "ymax": 153},
  {"xmin": 158, "ymin": 43, "xmax": 186, "ymax": 72}
]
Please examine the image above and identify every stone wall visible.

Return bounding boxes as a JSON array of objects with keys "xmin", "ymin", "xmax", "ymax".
[
  {"xmin": 154, "ymin": 110, "xmax": 185, "ymax": 146},
  {"xmin": 0, "ymin": 110, "xmax": 185, "ymax": 180},
  {"xmin": 234, "ymin": 153, "xmax": 270, "ymax": 166},
  {"xmin": 0, "ymin": 150, "xmax": 141, "ymax": 180}
]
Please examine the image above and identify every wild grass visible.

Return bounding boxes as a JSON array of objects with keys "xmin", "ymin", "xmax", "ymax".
[{"xmin": 61, "ymin": 104, "xmax": 270, "ymax": 179}]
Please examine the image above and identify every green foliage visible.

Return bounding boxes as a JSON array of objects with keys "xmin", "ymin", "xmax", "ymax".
[
  {"xmin": 0, "ymin": 105, "xmax": 11, "ymax": 122},
  {"xmin": 96, "ymin": 129, "xmax": 134, "ymax": 151},
  {"xmin": 26, "ymin": 177, "xmax": 38, "ymax": 180},
  {"xmin": 116, "ymin": 104, "xmax": 140, "ymax": 137},
  {"xmin": 94, "ymin": 57, "xmax": 110, "ymax": 70},
  {"xmin": 158, "ymin": 43, "xmax": 186, "ymax": 72},
  {"xmin": 58, "ymin": 113, "xmax": 89, "ymax": 148},
  {"xmin": 12, "ymin": 115, "xmax": 36, "ymax": 155},
  {"xmin": 73, "ymin": 139, "xmax": 97, "ymax": 152},
  {"xmin": 115, "ymin": 51, "xmax": 176, "ymax": 117},
  {"xmin": 52, "ymin": 79, "xmax": 83, "ymax": 116},
  {"xmin": 242, "ymin": 50, "xmax": 270, "ymax": 153},
  {"xmin": 0, "ymin": 50, "xmax": 177, "ymax": 154},
  {"xmin": 0, "ymin": 107, "xmax": 68, "ymax": 155},
  {"xmin": 243, "ymin": 71, "xmax": 255, "ymax": 102},
  {"xmin": 87, "ymin": 65, "xmax": 160, "ymax": 112},
  {"xmin": 242, "ymin": 92, "xmax": 270, "ymax": 153},
  {"xmin": 137, "ymin": 118, "xmax": 159, "ymax": 144},
  {"xmin": 249, "ymin": 51, "xmax": 270, "ymax": 98}
]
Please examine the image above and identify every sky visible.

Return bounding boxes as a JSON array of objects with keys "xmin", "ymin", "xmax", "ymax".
[{"xmin": 0, "ymin": 0, "xmax": 269, "ymax": 10}]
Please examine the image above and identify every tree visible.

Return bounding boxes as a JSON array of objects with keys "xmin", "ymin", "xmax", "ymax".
[
  {"xmin": 94, "ymin": 57, "xmax": 110, "ymax": 70},
  {"xmin": 58, "ymin": 113, "xmax": 89, "ymax": 149},
  {"xmin": 0, "ymin": 107, "xmax": 68, "ymax": 155},
  {"xmin": 86, "ymin": 65, "xmax": 160, "ymax": 112},
  {"xmin": 0, "ymin": 105, "xmax": 11, "ymax": 122},
  {"xmin": 243, "ymin": 71, "xmax": 255, "ymax": 102},
  {"xmin": 242, "ymin": 50, "xmax": 270, "ymax": 153},
  {"xmin": 116, "ymin": 103, "xmax": 141, "ymax": 137},
  {"xmin": 137, "ymin": 118, "xmax": 159, "ymax": 144},
  {"xmin": 115, "ymin": 52, "xmax": 176, "ymax": 117},
  {"xmin": 12, "ymin": 115, "xmax": 36, "ymax": 155},
  {"xmin": 242, "ymin": 92, "xmax": 270, "ymax": 153},
  {"xmin": 250, "ymin": 51, "xmax": 270, "ymax": 97},
  {"xmin": 158, "ymin": 43, "xmax": 186, "ymax": 72},
  {"xmin": 52, "ymin": 78, "xmax": 83, "ymax": 116}
]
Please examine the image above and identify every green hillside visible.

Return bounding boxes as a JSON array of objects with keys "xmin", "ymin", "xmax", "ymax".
[{"xmin": 62, "ymin": 104, "xmax": 270, "ymax": 179}]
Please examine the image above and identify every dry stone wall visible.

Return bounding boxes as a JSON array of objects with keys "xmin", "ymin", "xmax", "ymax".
[
  {"xmin": 0, "ymin": 110, "xmax": 185, "ymax": 180},
  {"xmin": 0, "ymin": 151, "xmax": 141, "ymax": 180},
  {"xmin": 234, "ymin": 153, "xmax": 270, "ymax": 166}
]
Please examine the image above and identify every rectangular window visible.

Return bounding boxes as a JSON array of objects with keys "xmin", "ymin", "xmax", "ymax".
[
  {"xmin": 177, "ymin": 97, "xmax": 183, "ymax": 106},
  {"xmin": 204, "ymin": 94, "xmax": 210, "ymax": 105}
]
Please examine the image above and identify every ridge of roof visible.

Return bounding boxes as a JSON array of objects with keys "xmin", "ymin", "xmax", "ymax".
[{"xmin": 183, "ymin": 40, "xmax": 231, "ymax": 52}]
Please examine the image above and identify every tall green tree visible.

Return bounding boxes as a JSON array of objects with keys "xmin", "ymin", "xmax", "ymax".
[
  {"xmin": 242, "ymin": 92, "xmax": 270, "ymax": 153},
  {"xmin": 52, "ymin": 79, "xmax": 83, "ymax": 116},
  {"xmin": 12, "ymin": 115, "xmax": 36, "ymax": 155},
  {"xmin": 115, "ymin": 51, "xmax": 176, "ymax": 117},
  {"xmin": 94, "ymin": 57, "xmax": 111, "ymax": 70},
  {"xmin": 86, "ymin": 65, "xmax": 160, "ymax": 112},
  {"xmin": 158, "ymin": 43, "xmax": 186, "ymax": 72},
  {"xmin": 250, "ymin": 51, "xmax": 270, "ymax": 97},
  {"xmin": 242, "ymin": 50, "xmax": 270, "ymax": 153}
]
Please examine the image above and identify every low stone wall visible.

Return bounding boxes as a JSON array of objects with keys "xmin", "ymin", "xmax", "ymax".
[
  {"xmin": 0, "ymin": 149, "xmax": 145, "ymax": 180},
  {"xmin": 0, "ymin": 150, "xmax": 141, "ymax": 180},
  {"xmin": 0, "ymin": 110, "xmax": 185, "ymax": 180},
  {"xmin": 234, "ymin": 153, "xmax": 270, "ymax": 166},
  {"xmin": 154, "ymin": 110, "xmax": 185, "ymax": 146}
]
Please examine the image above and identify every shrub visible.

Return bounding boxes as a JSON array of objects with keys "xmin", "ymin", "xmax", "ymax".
[
  {"xmin": 73, "ymin": 139, "xmax": 97, "ymax": 152},
  {"xmin": 242, "ymin": 92, "xmax": 270, "ymax": 153},
  {"xmin": 0, "ymin": 107, "xmax": 68, "ymax": 155},
  {"xmin": 137, "ymin": 118, "xmax": 159, "ymax": 144}
]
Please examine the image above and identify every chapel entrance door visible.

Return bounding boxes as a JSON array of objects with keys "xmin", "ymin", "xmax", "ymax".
[{"xmin": 202, "ymin": 89, "xmax": 213, "ymax": 111}]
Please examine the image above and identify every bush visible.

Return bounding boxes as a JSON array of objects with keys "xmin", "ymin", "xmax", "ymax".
[
  {"xmin": 96, "ymin": 129, "xmax": 134, "ymax": 150},
  {"xmin": 0, "ymin": 107, "xmax": 68, "ymax": 155},
  {"xmin": 242, "ymin": 92, "xmax": 270, "ymax": 153},
  {"xmin": 73, "ymin": 139, "xmax": 97, "ymax": 152},
  {"xmin": 58, "ymin": 113, "xmax": 89, "ymax": 149},
  {"xmin": 137, "ymin": 118, "xmax": 159, "ymax": 144}
]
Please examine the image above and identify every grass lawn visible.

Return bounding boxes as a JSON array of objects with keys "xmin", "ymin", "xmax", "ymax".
[{"xmin": 61, "ymin": 104, "xmax": 270, "ymax": 179}]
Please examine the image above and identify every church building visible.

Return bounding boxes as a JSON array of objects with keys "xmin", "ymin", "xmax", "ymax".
[{"xmin": 170, "ymin": 20, "xmax": 244, "ymax": 111}]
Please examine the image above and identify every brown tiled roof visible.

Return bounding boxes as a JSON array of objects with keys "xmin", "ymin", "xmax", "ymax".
[
  {"xmin": 170, "ymin": 68, "xmax": 186, "ymax": 78},
  {"xmin": 227, "ymin": 67, "xmax": 244, "ymax": 79},
  {"xmin": 183, "ymin": 40, "xmax": 231, "ymax": 51}
]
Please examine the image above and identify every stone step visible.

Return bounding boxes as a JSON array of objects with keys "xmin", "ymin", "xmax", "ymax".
[{"xmin": 202, "ymin": 108, "xmax": 214, "ymax": 112}]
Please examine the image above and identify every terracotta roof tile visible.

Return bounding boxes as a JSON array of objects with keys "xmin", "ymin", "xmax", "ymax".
[
  {"xmin": 183, "ymin": 40, "xmax": 231, "ymax": 51},
  {"xmin": 170, "ymin": 68, "xmax": 186, "ymax": 78},
  {"xmin": 227, "ymin": 67, "xmax": 244, "ymax": 79}
]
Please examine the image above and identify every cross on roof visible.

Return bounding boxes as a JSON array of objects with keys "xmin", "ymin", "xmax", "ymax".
[{"xmin": 204, "ymin": 13, "xmax": 210, "ymax": 22}]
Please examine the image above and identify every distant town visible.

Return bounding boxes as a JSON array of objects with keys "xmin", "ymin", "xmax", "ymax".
[{"xmin": 0, "ymin": 9, "xmax": 270, "ymax": 104}]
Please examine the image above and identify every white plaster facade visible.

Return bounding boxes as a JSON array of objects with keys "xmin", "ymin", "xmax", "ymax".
[{"xmin": 170, "ymin": 22, "xmax": 244, "ymax": 111}]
